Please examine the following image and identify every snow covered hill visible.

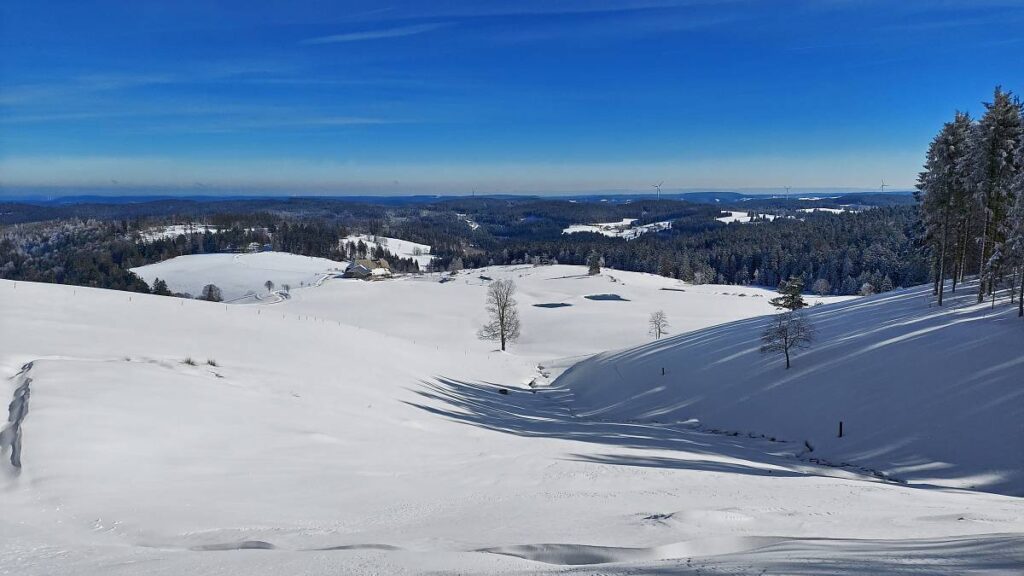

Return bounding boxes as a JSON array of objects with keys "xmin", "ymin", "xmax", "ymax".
[
  {"xmin": 342, "ymin": 234, "xmax": 433, "ymax": 268},
  {"xmin": 278, "ymin": 265, "xmax": 847, "ymax": 366},
  {"xmin": 555, "ymin": 280, "xmax": 1024, "ymax": 495},
  {"xmin": 1, "ymin": 272, "xmax": 1022, "ymax": 574},
  {"xmin": 716, "ymin": 210, "xmax": 777, "ymax": 223},
  {"xmin": 130, "ymin": 252, "xmax": 346, "ymax": 300},
  {"xmin": 563, "ymin": 219, "xmax": 673, "ymax": 240}
]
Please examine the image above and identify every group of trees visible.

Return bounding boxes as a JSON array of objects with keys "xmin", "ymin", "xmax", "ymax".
[
  {"xmin": 918, "ymin": 87, "xmax": 1024, "ymax": 316},
  {"xmin": 4, "ymin": 192, "xmax": 927, "ymax": 300},
  {"xmin": 476, "ymin": 273, "xmax": 817, "ymax": 370},
  {"xmin": 449, "ymin": 207, "xmax": 924, "ymax": 296},
  {"xmin": 0, "ymin": 220, "xmax": 153, "ymax": 293},
  {"xmin": 340, "ymin": 238, "xmax": 421, "ymax": 273},
  {"xmin": 0, "ymin": 214, "xmax": 432, "ymax": 296}
]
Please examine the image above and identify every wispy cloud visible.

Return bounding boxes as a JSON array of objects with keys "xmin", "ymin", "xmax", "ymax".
[
  {"xmin": 300, "ymin": 22, "xmax": 450, "ymax": 45},
  {"xmin": 337, "ymin": 1, "xmax": 739, "ymax": 21},
  {"xmin": 150, "ymin": 115, "xmax": 408, "ymax": 134},
  {"xmin": 0, "ymin": 73, "xmax": 175, "ymax": 106}
]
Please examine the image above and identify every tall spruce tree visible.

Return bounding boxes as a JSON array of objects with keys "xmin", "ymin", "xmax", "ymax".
[
  {"xmin": 917, "ymin": 111, "xmax": 972, "ymax": 305},
  {"xmin": 970, "ymin": 87, "xmax": 1022, "ymax": 302},
  {"xmin": 1008, "ymin": 140, "xmax": 1024, "ymax": 317}
]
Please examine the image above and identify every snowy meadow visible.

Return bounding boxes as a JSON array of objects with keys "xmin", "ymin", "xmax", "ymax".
[{"xmin": 2, "ymin": 254, "xmax": 1022, "ymax": 575}]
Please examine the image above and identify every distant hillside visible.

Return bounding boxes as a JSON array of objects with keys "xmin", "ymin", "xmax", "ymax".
[{"xmin": 554, "ymin": 280, "xmax": 1024, "ymax": 495}]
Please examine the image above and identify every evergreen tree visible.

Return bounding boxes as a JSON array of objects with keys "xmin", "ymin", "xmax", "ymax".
[
  {"xmin": 1007, "ymin": 141, "xmax": 1024, "ymax": 317},
  {"xmin": 917, "ymin": 111, "xmax": 973, "ymax": 305},
  {"xmin": 970, "ymin": 87, "xmax": 1022, "ymax": 302},
  {"xmin": 151, "ymin": 278, "xmax": 172, "ymax": 296},
  {"xmin": 769, "ymin": 276, "xmax": 807, "ymax": 311},
  {"xmin": 881, "ymin": 275, "xmax": 894, "ymax": 292},
  {"xmin": 587, "ymin": 251, "xmax": 602, "ymax": 275}
]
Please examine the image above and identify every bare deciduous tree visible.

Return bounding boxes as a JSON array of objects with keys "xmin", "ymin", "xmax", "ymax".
[
  {"xmin": 478, "ymin": 279, "xmax": 521, "ymax": 351},
  {"xmin": 760, "ymin": 311, "xmax": 814, "ymax": 369},
  {"xmin": 648, "ymin": 310, "xmax": 669, "ymax": 340}
]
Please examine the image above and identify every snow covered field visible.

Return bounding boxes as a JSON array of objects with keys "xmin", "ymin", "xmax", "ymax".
[
  {"xmin": 138, "ymin": 224, "xmax": 260, "ymax": 242},
  {"xmin": 562, "ymin": 219, "xmax": 672, "ymax": 240},
  {"xmin": 342, "ymin": 234, "xmax": 433, "ymax": 268},
  {"xmin": 130, "ymin": 252, "xmax": 345, "ymax": 300},
  {"xmin": 282, "ymin": 265, "xmax": 844, "ymax": 366},
  {"xmin": 1, "ymin": 268, "xmax": 1022, "ymax": 574},
  {"xmin": 797, "ymin": 207, "xmax": 853, "ymax": 214},
  {"xmin": 716, "ymin": 211, "xmax": 777, "ymax": 223}
]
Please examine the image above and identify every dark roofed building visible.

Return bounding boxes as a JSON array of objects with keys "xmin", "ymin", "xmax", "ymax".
[{"xmin": 343, "ymin": 259, "xmax": 392, "ymax": 279}]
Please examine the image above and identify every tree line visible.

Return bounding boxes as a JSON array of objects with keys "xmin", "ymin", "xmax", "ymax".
[
  {"xmin": 917, "ymin": 86, "xmax": 1023, "ymax": 316},
  {"xmin": 443, "ymin": 206, "xmax": 925, "ymax": 295}
]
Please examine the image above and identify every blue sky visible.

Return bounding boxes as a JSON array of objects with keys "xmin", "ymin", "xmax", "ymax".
[{"xmin": 1, "ymin": 0, "xmax": 1022, "ymax": 195}]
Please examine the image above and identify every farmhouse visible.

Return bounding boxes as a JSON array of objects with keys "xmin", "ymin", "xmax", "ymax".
[{"xmin": 343, "ymin": 258, "xmax": 392, "ymax": 279}]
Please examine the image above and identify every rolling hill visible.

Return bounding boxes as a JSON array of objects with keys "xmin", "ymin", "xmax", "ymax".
[
  {"xmin": 1, "ymin": 270, "xmax": 1022, "ymax": 574},
  {"xmin": 555, "ymin": 280, "xmax": 1024, "ymax": 495}
]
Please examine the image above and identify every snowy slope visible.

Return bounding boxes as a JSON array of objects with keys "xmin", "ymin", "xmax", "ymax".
[
  {"xmin": 138, "ymin": 224, "xmax": 261, "ymax": 242},
  {"xmin": 797, "ymin": 207, "xmax": 853, "ymax": 214},
  {"xmin": 280, "ymin": 265, "xmax": 848, "ymax": 367},
  {"xmin": 563, "ymin": 219, "xmax": 673, "ymax": 240},
  {"xmin": 555, "ymin": 280, "xmax": 1024, "ymax": 495},
  {"xmin": 1, "ymin": 273, "xmax": 1022, "ymax": 574},
  {"xmin": 130, "ymin": 252, "xmax": 346, "ymax": 300},
  {"xmin": 342, "ymin": 234, "xmax": 433, "ymax": 268},
  {"xmin": 716, "ymin": 211, "xmax": 777, "ymax": 223}
]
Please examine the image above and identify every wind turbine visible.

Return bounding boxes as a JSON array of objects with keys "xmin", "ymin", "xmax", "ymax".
[
  {"xmin": 784, "ymin": 186, "xmax": 792, "ymax": 199},
  {"xmin": 879, "ymin": 179, "xmax": 889, "ymax": 193},
  {"xmin": 652, "ymin": 181, "xmax": 663, "ymax": 202}
]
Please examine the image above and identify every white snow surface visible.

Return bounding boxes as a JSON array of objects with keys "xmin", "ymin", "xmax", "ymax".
[
  {"xmin": 562, "ymin": 219, "xmax": 672, "ymax": 240},
  {"xmin": 138, "ymin": 224, "xmax": 260, "ymax": 242},
  {"xmin": 716, "ymin": 211, "xmax": 778, "ymax": 224},
  {"xmin": 456, "ymin": 213, "xmax": 481, "ymax": 230},
  {"xmin": 1, "ymin": 268, "xmax": 1022, "ymax": 575},
  {"xmin": 130, "ymin": 252, "xmax": 345, "ymax": 300},
  {"xmin": 342, "ymin": 234, "xmax": 433, "ymax": 267},
  {"xmin": 556, "ymin": 280, "xmax": 1024, "ymax": 495},
  {"xmin": 797, "ymin": 207, "xmax": 851, "ymax": 214}
]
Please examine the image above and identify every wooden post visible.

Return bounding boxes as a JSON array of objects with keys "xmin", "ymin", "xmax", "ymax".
[{"xmin": 838, "ymin": 421, "xmax": 844, "ymax": 438}]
